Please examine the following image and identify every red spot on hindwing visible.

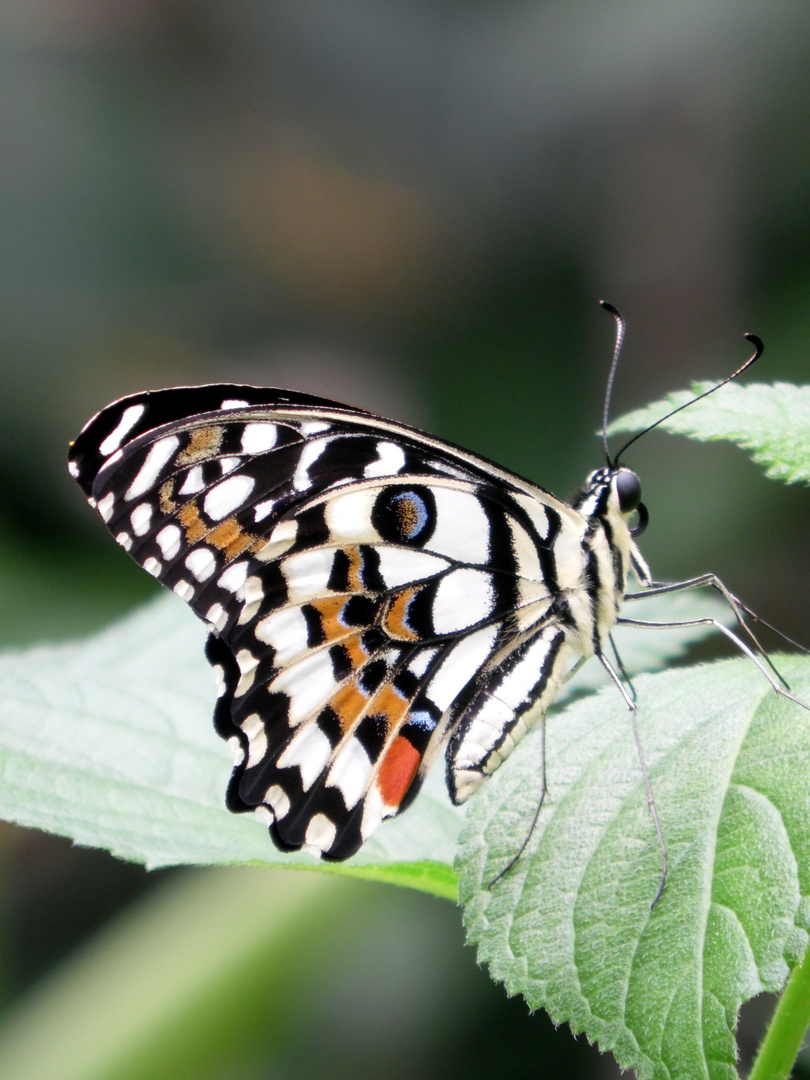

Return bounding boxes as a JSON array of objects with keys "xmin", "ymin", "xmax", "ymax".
[{"xmin": 377, "ymin": 735, "xmax": 421, "ymax": 808}]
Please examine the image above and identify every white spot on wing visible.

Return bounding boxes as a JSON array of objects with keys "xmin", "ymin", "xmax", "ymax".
[
  {"xmin": 293, "ymin": 438, "xmax": 330, "ymax": 492},
  {"xmin": 428, "ymin": 460, "xmax": 473, "ymax": 481},
  {"xmin": 142, "ymin": 556, "xmax": 163, "ymax": 578},
  {"xmin": 241, "ymin": 713, "xmax": 269, "ymax": 768},
  {"xmin": 234, "ymin": 648, "xmax": 258, "ymax": 696},
  {"xmin": 98, "ymin": 404, "xmax": 146, "ymax": 456},
  {"xmin": 179, "ymin": 465, "xmax": 206, "ymax": 495},
  {"xmin": 254, "ymin": 519, "xmax": 297, "ymax": 561},
  {"xmin": 206, "ymin": 602, "xmax": 228, "ymax": 631},
  {"xmin": 407, "ymin": 649, "xmax": 438, "ymax": 677},
  {"xmin": 125, "ymin": 436, "xmax": 180, "ymax": 501},
  {"xmin": 130, "ymin": 502, "xmax": 153, "ymax": 537},
  {"xmin": 241, "ymin": 422, "xmax": 278, "ymax": 453},
  {"xmin": 270, "ymin": 650, "xmax": 336, "ymax": 724},
  {"xmin": 301, "ymin": 421, "xmax": 330, "ymax": 435},
  {"xmin": 237, "ymin": 575, "xmax": 265, "ymax": 625},
  {"xmin": 277, "ymin": 723, "xmax": 332, "ymax": 790},
  {"xmin": 115, "ymin": 532, "xmax": 133, "ymax": 551},
  {"xmin": 265, "ymin": 785, "xmax": 290, "ymax": 819},
  {"xmin": 509, "ymin": 519, "xmax": 544, "ymax": 582},
  {"xmin": 254, "ymin": 606, "xmax": 309, "ymax": 664},
  {"xmin": 236, "ymin": 648, "xmax": 258, "ymax": 675},
  {"xmin": 431, "ymin": 569, "xmax": 494, "ymax": 634},
  {"xmin": 376, "ymin": 547, "xmax": 448, "ymax": 587},
  {"xmin": 97, "ymin": 492, "xmax": 115, "ymax": 522},
  {"xmin": 218, "ymin": 561, "xmax": 249, "ymax": 593},
  {"xmin": 305, "ymin": 814, "xmax": 337, "ymax": 852},
  {"xmin": 280, "ymin": 549, "xmax": 334, "ymax": 601},
  {"xmin": 211, "ymin": 662, "xmax": 226, "ymax": 697},
  {"xmin": 253, "ymin": 498, "xmax": 276, "ymax": 522},
  {"xmin": 364, "ymin": 441, "xmax": 406, "ymax": 479},
  {"xmin": 100, "ymin": 447, "xmax": 124, "ymax": 471},
  {"xmin": 324, "ymin": 489, "xmax": 375, "ymax": 539},
  {"xmin": 427, "ymin": 624, "xmax": 498, "ymax": 711},
  {"xmin": 173, "ymin": 579, "xmax": 195, "ymax": 601},
  {"xmin": 360, "ymin": 786, "xmax": 387, "ymax": 838},
  {"xmin": 427, "ymin": 488, "xmax": 490, "ymax": 563},
  {"xmin": 219, "ymin": 456, "xmax": 241, "ymax": 476},
  {"xmin": 220, "ymin": 398, "xmax": 249, "ymax": 410},
  {"xmin": 68, "ymin": 460, "xmax": 79, "ymax": 478},
  {"xmin": 327, "ymin": 739, "xmax": 372, "ymax": 810},
  {"xmin": 186, "ymin": 547, "xmax": 217, "ymax": 581},
  {"xmin": 204, "ymin": 474, "xmax": 255, "ymax": 521},
  {"xmin": 156, "ymin": 524, "xmax": 182, "ymax": 560}
]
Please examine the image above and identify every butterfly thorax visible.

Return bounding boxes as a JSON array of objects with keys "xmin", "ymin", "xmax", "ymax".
[{"xmin": 567, "ymin": 466, "xmax": 646, "ymax": 654}]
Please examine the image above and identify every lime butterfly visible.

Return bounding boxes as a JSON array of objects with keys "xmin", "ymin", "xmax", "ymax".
[{"xmin": 69, "ymin": 305, "xmax": 797, "ymax": 892}]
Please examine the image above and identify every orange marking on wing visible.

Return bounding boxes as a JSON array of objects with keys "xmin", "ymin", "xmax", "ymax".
[
  {"xmin": 346, "ymin": 546, "xmax": 363, "ymax": 592},
  {"xmin": 370, "ymin": 682, "xmax": 411, "ymax": 728},
  {"xmin": 208, "ymin": 518, "xmax": 258, "ymax": 560},
  {"xmin": 176, "ymin": 425, "xmax": 224, "ymax": 465},
  {"xmin": 395, "ymin": 494, "xmax": 420, "ymax": 538},
  {"xmin": 178, "ymin": 501, "xmax": 208, "ymax": 543},
  {"xmin": 341, "ymin": 634, "xmax": 370, "ymax": 669},
  {"xmin": 377, "ymin": 735, "xmax": 421, "ymax": 808},
  {"xmin": 382, "ymin": 588, "xmax": 421, "ymax": 641},
  {"xmin": 309, "ymin": 596, "xmax": 369, "ymax": 645},
  {"xmin": 159, "ymin": 479, "xmax": 177, "ymax": 513},
  {"xmin": 330, "ymin": 681, "xmax": 371, "ymax": 733}
]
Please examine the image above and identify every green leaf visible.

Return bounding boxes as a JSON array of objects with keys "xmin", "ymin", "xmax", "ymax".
[
  {"xmin": 609, "ymin": 382, "xmax": 810, "ymax": 484},
  {"xmin": 0, "ymin": 587, "xmax": 723, "ymax": 903},
  {"xmin": 0, "ymin": 595, "xmax": 461, "ymax": 899},
  {"xmin": 457, "ymin": 655, "xmax": 810, "ymax": 1080}
]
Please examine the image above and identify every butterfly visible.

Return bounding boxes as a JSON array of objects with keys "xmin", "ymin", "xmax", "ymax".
[{"xmin": 68, "ymin": 305, "xmax": 786, "ymax": 882}]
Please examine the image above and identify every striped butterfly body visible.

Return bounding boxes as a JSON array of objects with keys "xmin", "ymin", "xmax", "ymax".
[{"xmin": 68, "ymin": 380, "xmax": 651, "ymax": 861}]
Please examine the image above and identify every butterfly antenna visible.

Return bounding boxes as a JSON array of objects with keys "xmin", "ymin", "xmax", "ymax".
[
  {"xmin": 600, "ymin": 300, "xmax": 626, "ymax": 466},
  {"xmin": 614, "ymin": 332, "xmax": 764, "ymax": 463}
]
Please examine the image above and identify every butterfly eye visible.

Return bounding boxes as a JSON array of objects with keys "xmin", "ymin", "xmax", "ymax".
[{"xmin": 615, "ymin": 468, "xmax": 642, "ymax": 514}]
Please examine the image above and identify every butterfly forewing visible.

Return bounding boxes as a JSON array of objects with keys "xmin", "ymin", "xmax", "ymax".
[{"xmin": 70, "ymin": 384, "xmax": 619, "ymax": 860}]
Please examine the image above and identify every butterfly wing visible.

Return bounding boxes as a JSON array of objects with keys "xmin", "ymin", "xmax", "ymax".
[{"xmin": 70, "ymin": 385, "xmax": 587, "ymax": 859}]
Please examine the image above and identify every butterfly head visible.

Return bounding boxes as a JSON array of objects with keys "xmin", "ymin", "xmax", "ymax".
[{"xmin": 576, "ymin": 465, "xmax": 648, "ymax": 539}]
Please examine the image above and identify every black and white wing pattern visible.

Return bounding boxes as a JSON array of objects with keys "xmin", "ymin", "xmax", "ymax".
[{"xmin": 69, "ymin": 384, "xmax": 643, "ymax": 860}]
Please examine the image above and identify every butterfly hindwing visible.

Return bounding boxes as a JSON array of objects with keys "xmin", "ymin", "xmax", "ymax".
[{"xmin": 70, "ymin": 384, "xmax": 590, "ymax": 859}]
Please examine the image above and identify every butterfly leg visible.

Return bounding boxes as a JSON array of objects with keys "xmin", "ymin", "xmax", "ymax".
[
  {"xmin": 625, "ymin": 572, "xmax": 797, "ymax": 690},
  {"xmin": 608, "ymin": 631, "xmax": 637, "ymax": 703},
  {"xmin": 617, "ymin": 612, "xmax": 810, "ymax": 714},
  {"xmin": 488, "ymin": 715, "xmax": 550, "ymax": 888},
  {"xmin": 597, "ymin": 647, "xmax": 668, "ymax": 906},
  {"xmin": 484, "ymin": 650, "xmax": 592, "ymax": 888}
]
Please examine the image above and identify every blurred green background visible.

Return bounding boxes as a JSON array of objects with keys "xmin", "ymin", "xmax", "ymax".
[{"xmin": 1, "ymin": 3, "xmax": 809, "ymax": 1077}]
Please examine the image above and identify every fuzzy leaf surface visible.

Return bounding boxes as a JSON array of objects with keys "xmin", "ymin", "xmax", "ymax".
[
  {"xmin": 610, "ymin": 382, "xmax": 810, "ymax": 484},
  {"xmin": 458, "ymin": 656, "xmax": 810, "ymax": 1080}
]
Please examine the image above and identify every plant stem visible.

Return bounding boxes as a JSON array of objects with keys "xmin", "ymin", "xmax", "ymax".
[{"xmin": 749, "ymin": 948, "xmax": 810, "ymax": 1080}]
